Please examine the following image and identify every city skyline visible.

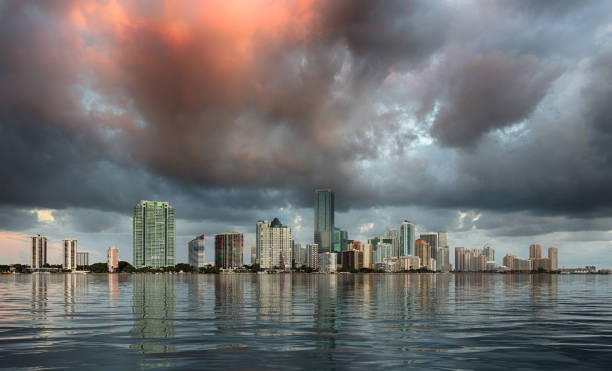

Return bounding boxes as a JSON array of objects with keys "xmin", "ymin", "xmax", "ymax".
[{"xmin": 2, "ymin": 1, "xmax": 612, "ymax": 269}]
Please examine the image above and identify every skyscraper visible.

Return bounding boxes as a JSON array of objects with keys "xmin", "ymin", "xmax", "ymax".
[
  {"xmin": 257, "ymin": 218, "xmax": 292, "ymax": 269},
  {"xmin": 420, "ymin": 233, "xmax": 438, "ymax": 261},
  {"xmin": 107, "ymin": 246, "xmax": 118, "ymax": 272},
  {"xmin": 314, "ymin": 189, "xmax": 334, "ymax": 254},
  {"xmin": 133, "ymin": 200, "xmax": 175, "ymax": 269},
  {"xmin": 400, "ymin": 221, "xmax": 415, "ymax": 256},
  {"xmin": 62, "ymin": 239, "xmax": 77, "ymax": 270},
  {"xmin": 437, "ymin": 246, "xmax": 450, "ymax": 272},
  {"xmin": 214, "ymin": 232, "xmax": 243, "ymax": 269},
  {"xmin": 415, "ymin": 239, "xmax": 431, "ymax": 269},
  {"xmin": 483, "ymin": 245, "xmax": 495, "ymax": 261},
  {"xmin": 188, "ymin": 235, "xmax": 206, "ymax": 269},
  {"xmin": 529, "ymin": 244, "xmax": 542, "ymax": 260},
  {"xmin": 548, "ymin": 247, "xmax": 558, "ymax": 271},
  {"xmin": 438, "ymin": 232, "xmax": 447, "ymax": 248},
  {"xmin": 384, "ymin": 228, "xmax": 401, "ymax": 257},
  {"xmin": 31, "ymin": 235, "xmax": 47, "ymax": 269}
]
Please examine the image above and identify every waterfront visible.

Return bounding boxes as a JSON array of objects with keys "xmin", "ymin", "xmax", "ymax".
[{"xmin": 1, "ymin": 274, "xmax": 611, "ymax": 370}]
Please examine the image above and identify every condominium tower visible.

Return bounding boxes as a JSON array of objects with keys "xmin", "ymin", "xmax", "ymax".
[
  {"xmin": 76, "ymin": 252, "xmax": 89, "ymax": 267},
  {"xmin": 548, "ymin": 246, "xmax": 558, "ymax": 271},
  {"xmin": 257, "ymin": 218, "xmax": 292, "ymax": 269},
  {"xmin": 214, "ymin": 232, "xmax": 243, "ymax": 269},
  {"xmin": 420, "ymin": 233, "xmax": 438, "ymax": 260},
  {"xmin": 314, "ymin": 189, "xmax": 334, "ymax": 254},
  {"xmin": 188, "ymin": 235, "xmax": 206, "ymax": 269},
  {"xmin": 400, "ymin": 221, "xmax": 415, "ymax": 256},
  {"xmin": 62, "ymin": 239, "xmax": 77, "ymax": 270},
  {"xmin": 107, "ymin": 246, "xmax": 118, "ymax": 272},
  {"xmin": 529, "ymin": 244, "xmax": 542, "ymax": 260},
  {"xmin": 133, "ymin": 200, "xmax": 175, "ymax": 269},
  {"xmin": 415, "ymin": 239, "xmax": 431, "ymax": 269},
  {"xmin": 31, "ymin": 235, "xmax": 48, "ymax": 269}
]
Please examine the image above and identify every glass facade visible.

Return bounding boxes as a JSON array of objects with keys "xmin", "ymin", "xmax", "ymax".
[
  {"xmin": 133, "ymin": 201, "xmax": 175, "ymax": 268},
  {"xmin": 400, "ymin": 221, "xmax": 415, "ymax": 257},
  {"xmin": 314, "ymin": 189, "xmax": 334, "ymax": 254}
]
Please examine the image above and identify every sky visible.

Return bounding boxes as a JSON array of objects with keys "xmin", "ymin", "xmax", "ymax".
[{"xmin": 1, "ymin": 0, "xmax": 612, "ymax": 268}]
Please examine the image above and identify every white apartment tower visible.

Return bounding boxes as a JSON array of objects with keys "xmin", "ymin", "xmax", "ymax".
[
  {"xmin": 62, "ymin": 239, "xmax": 78, "ymax": 270},
  {"xmin": 31, "ymin": 235, "xmax": 48, "ymax": 269},
  {"xmin": 257, "ymin": 218, "xmax": 292, "ymax": 269}
]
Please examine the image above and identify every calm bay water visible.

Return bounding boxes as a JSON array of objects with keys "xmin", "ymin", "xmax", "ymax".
[{"xmin": 1, "ymin": 273, "xmax": 611, "ymax": 370}]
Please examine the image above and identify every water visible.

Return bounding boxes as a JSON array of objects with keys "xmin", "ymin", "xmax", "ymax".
[{"xmin": 1, "ymin": 273, "xmax": 611, "ymax": 370}]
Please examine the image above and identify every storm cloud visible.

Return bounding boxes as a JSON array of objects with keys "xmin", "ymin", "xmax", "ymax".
[{"xmin": 1, "ymin": 0, "xmax": 612, "ymax": 265}]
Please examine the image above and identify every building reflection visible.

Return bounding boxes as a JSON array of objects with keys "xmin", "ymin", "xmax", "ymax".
[
  {"xmin": 108, "ymin": 274, "xmax": 119, "ymax": 308},
  {"xmin": 64, "ymin": 273, "xmax": 87, "ymax": 314},
  {"xmin": 31, "ymin": 273, "xmax": 48, "ymax": 321},
  {"xmin": 255, "ymin": 275, "xmax": 292, "ymax": 329},
  {"xmin": 313, "ymin": 274, "xmax": 339, "ymax": 356},
  {"xmin": 130, "ymin": 275, "xmax": 176, "ymax": 354},
  {"xmin": 213, "ymin": 274, "xmax": 245, "ymax": 332}
]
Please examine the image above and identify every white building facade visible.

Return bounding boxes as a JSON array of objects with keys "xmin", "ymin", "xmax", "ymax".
[
  {"xmin": 188, "ymin": 234, "xmax": 206, "ymax": 269},
  {"xmin": 257, "ymin": 219, "xmax": 292, "ymax": 269},
  {"xmin": 63, "ymin": 239, "xmax": 77, "ymax": 270}
]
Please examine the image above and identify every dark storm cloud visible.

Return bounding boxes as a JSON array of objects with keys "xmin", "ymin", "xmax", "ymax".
[{"xmin": 1, "ymin": 0, "xmax": 612, "ymax": 238}]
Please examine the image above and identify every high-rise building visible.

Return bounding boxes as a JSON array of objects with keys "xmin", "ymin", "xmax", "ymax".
[
  {"xmin": 342, "ymin": 249, "xmax": 363, "ymax": 271},
  {"xmin": 384, "ymin": 228, "xmax": 401, "ymax": 258},
  {"xmin": 374, "ymin": 242, "xmax": 393, "ymax": 264},
  {"xmin": 455, "ymin": 247, "xmax": 482, "ymax": 272},
  {"xmin": 76, "ymin": 252, "xmax": 89, "ymax": 267},
  {"xmin": 314, "ymin": 189, "xmax": 334, "ymax": 254},
  {"xmin": 437, "ymin": 246, "xmax": 450, "ymax": 272},
  {"xmin": 513, "ymin": 257, "xmax": 531, "ymax": 271},
  {"xmin": 214, "ymin": 232, "xmax": 243, "ymax": 269},
  {"xmin": 415, "ymin": 239, "xmax": 431, "ymax": 269},
  {"xmin": 438, "ymin": 232, "xmax": 447, "ymax": 249},
  {"xmin": 399, "ymin": 255, "xmax": 421, "ymax": 270},
  {"xmin": 420, "ymin": 233, "xmax": 438, "ymax": 261},
  {"xmin": 548, "ymin": 247, "xmax": 558, "ymax": 271},
  {"xmin": 133, "ymin": 200, "xmax": 175, "ymax": 269},
  {"xmin": 31, "ymin": 235, "xmax": 47, "ymax": 269},
  {"xmin": 107, "ymin": 246, "xmax": 118, "ymax": 272},
  {"xmin": 529, "ymin": 244, "xmax": 542, "ymax": 260},
  {"xmin": 400, "ymin": 221, "xmax": 415, "ymax": 257},
  {"xmin": 482, "ymin": 245, "xmax": 495, "ymax": 261},
  {"xmin": 318, "ymin": 252, "xmax": 337, "ymax": 273},
  {"xmin": 502, "ymin": 254, "xmax": 517, "ymax": 270},
  {"xmin": 292, "ymin": 242, "xmax": 307, "ymax": 266},
  {"xmin": 532, "ymin": 258, "xmax": 551, "ymax": 271},
  {"xmin": 331, "ymin": 228, "xmax": 348, "ymax": 263},
  {"xmin": 362, "ymin": 243, "xmax": 373, "ymax": 269},
  {"xmin": 306, "ymin": 243, "xmax": 319, "ymax": 270},
  {"xmin": 257, "ymin": 218, "xmax": 292, "ymax": 269},
  {"xmin": 62, "ymin": 239, "xmax": 77, "ymax": 270},
  {"xmin": 188, "ymin": 235, "xmax": 206, "ymax": 269}
]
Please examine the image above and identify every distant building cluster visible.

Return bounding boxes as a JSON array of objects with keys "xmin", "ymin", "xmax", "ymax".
[{"xmin": 24, "ymin": 190, "xmax": 579, "ymax": 274}]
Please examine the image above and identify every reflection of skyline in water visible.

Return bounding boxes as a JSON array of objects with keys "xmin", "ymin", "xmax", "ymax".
[
  {"xmin": 1, "ymin": 273, "xmax": 607, "ymax": 369},
  {"xmin": 131, "ymin": 274, "xmax": 176, "ymax": 355}
]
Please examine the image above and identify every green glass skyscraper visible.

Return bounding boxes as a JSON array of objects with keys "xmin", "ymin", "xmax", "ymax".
[
  {"xmin": 314, "ymin": 188, "xmax": 334, "ymax": 254},
  {"xmin": 133, "ymin": 200, "xmax": 175, "ymax": 268}
]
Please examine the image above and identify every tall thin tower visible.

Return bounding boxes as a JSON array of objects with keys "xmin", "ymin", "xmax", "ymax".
[
  {"xmin": 133, "ymin": 200, "xmax": 175, "ymax": 268},
  {"xmin": 314, "ymin": 189, "xmax": 334, "ymax": 254}
]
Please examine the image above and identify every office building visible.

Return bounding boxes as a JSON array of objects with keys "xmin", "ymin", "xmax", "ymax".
[
  {"xmin": 292, "ymin": 242, "xmax": 307, "ymax": 266},
  {"xmin": 529, "ymin": 244, "xmax": 542, "ymax": 260},
  {"xmin": 188, "ymin": 235, "xmax": 206, "ymax": 269},
  {"xmin": 384, "ymin": 228, "xmax": 401, "ymax": 258},
  {"xmin": 548, "ymin": 247, "xmax": 558, "ymax": 271},
  {"xmin": 63, "ymin": 239, "xmax": 77, "ymax": 270},
  {"xmin": 399, "ymin": 221, "xmax": 415, "ymax": 256},
  {"xmin": 257, "ymin": 218, "xmax": 292, "ymax": 270},
  {"xmin": 314, "ymin": 189, "xmax": 334, "ymax": 254},
  {"xmin": 420, "ymin": 233, "xmax": 438, "ymax": 261},
  {"xmin": 76, "ymin": 252, "xmax": 89, "ymax": 267},
  {"xmin": 415, "ymin": 239, "xmax": 431, "ymax": 269},
  {"xmin": 214, "ymin": 232, "xmax": 243, "ymax": 269},
  {"xmin": 133, "ymin": 200, "xmax": 175, "ymax": 269},
  {"xmin": 318, "ymin": 252, "xmax": 337, "ymax": 273},
  {"xmin": 437, "ymin": 246, "xmax": 450, "ymax": 272},
  {"xmin": 483, "ymin": 245, "xmax": 495, "ymax": 261},
  {"xmin": 107, "ymin": 246, "xmax": 119, "ymax": 272},
  {"xmin": 306, "ymin": 243, "xmax": 319, "ymax": 270},
  {"xmin": 31, "ymin": 235, "xmax": 48, "ymax": 269},
  {"xmin": 342, "ymin": 249, "xmax": 363, "ymax": 271}
]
